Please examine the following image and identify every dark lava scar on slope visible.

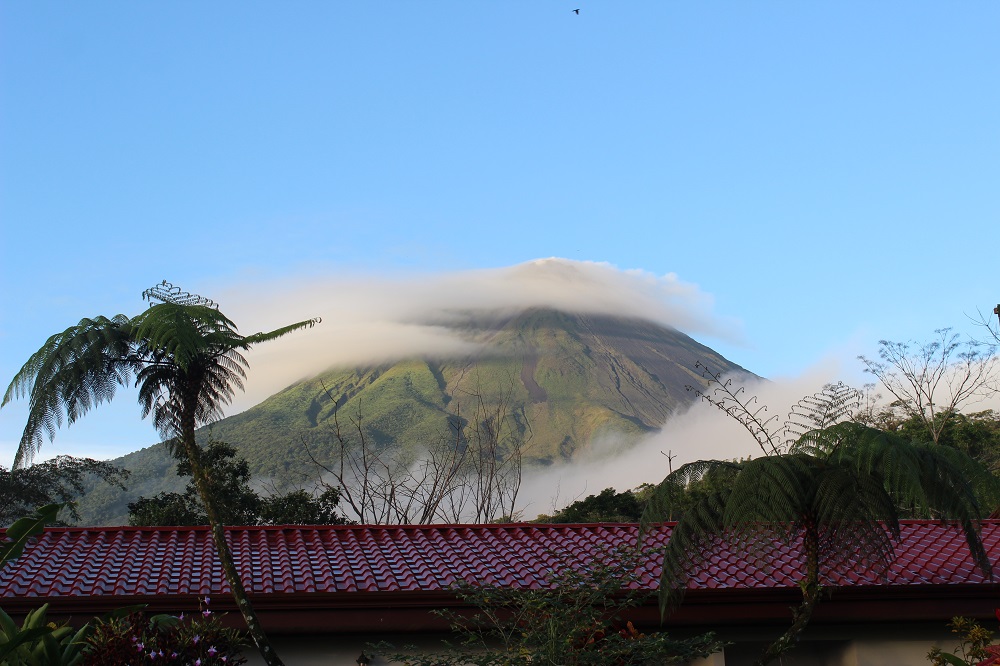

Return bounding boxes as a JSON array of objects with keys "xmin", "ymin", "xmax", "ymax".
[{"xmin": 520, "ymin": 355, "xmax": 548, "ymax": 404}]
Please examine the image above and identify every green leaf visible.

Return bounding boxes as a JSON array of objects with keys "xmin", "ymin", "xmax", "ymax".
[
  {"xmin": 0, "ymin": 626, "xmax": 53, "ymax": 662},
  {"xmin": 935, "ymin": 653, "xmax": 971, "ymax": 666},
  {"xmin": 1, "ymin": 503, "xmax": 64, "ymax": 568}
]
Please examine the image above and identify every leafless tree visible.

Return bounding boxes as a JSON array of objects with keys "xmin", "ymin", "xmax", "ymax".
[
  {"xmin": 304, "ymin": 377, "xmax": 528, "ymax": 524},
  {"xmin": 444, "ymin": 382, "xmax": 525, "ymax": 523},
  {"xmin": 858, "ymin": 328, "xmax": 999, "ymax": 444},
  {"xmin": 971, "ymin": 304, "xmax": 1000, "ymax": 346},
  {"xmin": 848, "ymin": 383, "xmax": 889, "ymax": 429}
]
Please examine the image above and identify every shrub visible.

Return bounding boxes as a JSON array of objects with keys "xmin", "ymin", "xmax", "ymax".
[
  {"xmin": 375, "ymin": 548, "xmax": 725, "ymax": 666},
  {"xmin": 82, "ymin": 598, "xmax": 247, "ymax": 665}
]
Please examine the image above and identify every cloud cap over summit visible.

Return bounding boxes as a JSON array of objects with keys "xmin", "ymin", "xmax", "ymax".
[{"xmin": 217, "ymin": 259, "xmax": 744, "ymax": 412}]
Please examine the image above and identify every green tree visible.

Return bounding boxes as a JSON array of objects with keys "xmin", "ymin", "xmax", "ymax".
[
  {"xmin": 538, "ymin": 487, "xmax": 645, "ymax": 523},
  {"xmin": 2, "ymin": 283, "xmax": 319, "ymax": 666},
  {"xmin": 128, "ymin": 440, "xmax": 350, "ymax": 526},
  {"xmin": 872, "ymin": 408, "xmax": 1000, "ymax": 474},
  {"xmin": 258, "ymin": 488, "xmax": 347, "ymax": 525},
  {"xmin": 0, "ymin": 457, "xmax": 128, "ymax": 525},
  {"xmin": 858, "ymin": 329, "xmax": 999, "ymax": 444},
  {"xmin": 642, "ymin": 376, "xmax": 1000, "ymax": 666},
  {"xmin": 128, "ymin": 440, "xmax": 262, "ymax": 527}
]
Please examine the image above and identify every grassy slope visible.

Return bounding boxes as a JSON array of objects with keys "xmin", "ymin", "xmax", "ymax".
[{"xmin": 73, "ymin": 309, "xmax": 753, "ymax": 525}]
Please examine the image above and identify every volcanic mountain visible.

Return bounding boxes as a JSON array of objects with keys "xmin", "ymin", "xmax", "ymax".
[{"xmin": 76, "ymin": 308, "xmax": 753, "ymax": 524}]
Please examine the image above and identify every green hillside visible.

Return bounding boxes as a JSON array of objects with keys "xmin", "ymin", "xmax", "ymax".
[{"xmin": 74, "ymin": 308, "xmax": 753, "ymax": 524}]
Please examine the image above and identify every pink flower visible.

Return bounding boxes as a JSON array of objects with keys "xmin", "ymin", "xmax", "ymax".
[
  {"xmin": 208, "ymin": 646, "xmax": 218, "ymax": 656},
  {"xmin": 193, "ymin": 634, "xmax": 201, "ymax": 644},
  {"xmin": 977, "ymin": 645, "xmax": 1000, "ymax": 666}
]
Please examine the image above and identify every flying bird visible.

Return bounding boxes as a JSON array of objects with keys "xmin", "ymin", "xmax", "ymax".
[{"xmin": 573, "ymin": 8, "xmax": 580, "ymax": 14}]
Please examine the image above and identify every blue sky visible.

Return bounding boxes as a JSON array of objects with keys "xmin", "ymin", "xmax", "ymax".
[{"xmin": 2, "ymin": 2, "xmax": 998, "ymax": 464}]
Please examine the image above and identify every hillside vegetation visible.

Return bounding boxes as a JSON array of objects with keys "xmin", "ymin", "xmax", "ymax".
[{"xmin": 74, "ymin": 308, "xmax": 752, "ymax": 524}]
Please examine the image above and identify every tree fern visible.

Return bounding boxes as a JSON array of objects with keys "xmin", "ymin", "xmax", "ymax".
[
  {"xmin": 785, "ymin": 382, "xmax": 862, "ymax": 443},
  {"xmin": 1, "ymin": 285, "xmax": 320, "ymax": 666},
  {"xmin": 642, "ymin": 382, "xmax": 1000, "ymax": 666}
]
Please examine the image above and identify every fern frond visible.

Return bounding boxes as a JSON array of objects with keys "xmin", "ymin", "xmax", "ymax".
[
  {"xmin": 653, "ymin": 488, "xmax": 731, "ymax": 615},
  {"xmin": 640, "ymin": 460, "xmax": 740, "ymax": 526},
  {"xmin": 4, "ymin": 316, "xmax": 137, "ymax": 467},
  {"xmin": 812, "ymin": 465, "xmax": 897, "ymax": 577},
  {"xmin": 242, "ymin": 317, "xmax": 322, "ymax": 346},
  {"xmin": 640, "ymin": 460, "xmax": 740, "ymax": 614},
  {"xmin": 785, "ymin": 382, "xmax": 862, "ymax": 443},
  {"xmin": 725, "ymin": 455, "xmax": 810, "ymax": 527}
]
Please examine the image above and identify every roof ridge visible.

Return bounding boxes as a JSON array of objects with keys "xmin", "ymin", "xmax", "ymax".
[{"xmin": 12, "ymin": 518, "xmax": 998, "ymax": 536}]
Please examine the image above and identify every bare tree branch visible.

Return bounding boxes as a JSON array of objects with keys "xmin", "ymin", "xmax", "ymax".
[
  {"xmin": 858, "ymin": 328, "xmax": 999, "ymax": 444},
  {"xmin": 306, "ymin": 373, "xmax": 528, "ymax": 524},
  {"xmin": 686, "ymin": 361, "xmax": 782, "ymax": 456}
]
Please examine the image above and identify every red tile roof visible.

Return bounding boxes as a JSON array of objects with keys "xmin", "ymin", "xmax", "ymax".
[{"xmin": 2, "ymin": 520, "xmax": 998, "ymax": 601}]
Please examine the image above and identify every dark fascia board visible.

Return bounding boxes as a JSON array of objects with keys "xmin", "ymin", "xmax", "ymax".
[{"xmin": 6, "ymin": 583, "xmax": 1000, "ymax": 635}]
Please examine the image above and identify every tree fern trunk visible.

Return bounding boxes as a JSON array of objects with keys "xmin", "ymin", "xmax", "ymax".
[
  {"xmin": 755, "ymin": 523, "xmax": 822, "ymax": 666},
  {"xmin": 180, "ymin": 401, "xmax": 285, "ymax": 666}
]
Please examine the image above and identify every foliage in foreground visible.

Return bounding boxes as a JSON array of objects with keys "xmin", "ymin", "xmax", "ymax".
[
  {"xmin": 928, "ymin": 615, "xmax": 1000, "ymax": 666},
  {"xmin": 0, "ymin": 504, "xmax": 63, "ymax": 570},
  {"xmin": 642, "ymin": 375, "xmax": 1000, "ymax": 666},
  {"xmin": 0, "ymin": 600, "xmax": 248, "ymax": 666},
  {"xmin": 375, "ymin": 550, "xmax": 724, "ymax": 666},
  {"xmin": 0, "ymin": 603, "xmax": 91, "ymax": 666},
  {"xmin": 81, "ymin": 598, "xmax": 247, "ymax": 666}
]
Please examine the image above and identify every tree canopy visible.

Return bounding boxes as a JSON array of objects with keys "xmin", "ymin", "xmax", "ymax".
[
  {"xmin": 128, "ymin": 441, "xmax": 350, "ymax": 526},
  {"xmin": 858, "ymin": 329, "xmax": 999, "ymax": 444},
  {"xmin": 0, "ymin": 456, "xmax": 128, "ymax": 526},
  {"xmin": 537, "ymin": 487, "xmax": 645, "ymax": 523}
]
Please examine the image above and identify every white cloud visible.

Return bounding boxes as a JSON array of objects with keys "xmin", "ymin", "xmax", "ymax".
[
  {"xmin": 516, "ymin": 359, "xmax": 856, "ymax": 518},
  {"xmin": 209, "ymin": 258, "xmax": 742, "ymax": 413}
]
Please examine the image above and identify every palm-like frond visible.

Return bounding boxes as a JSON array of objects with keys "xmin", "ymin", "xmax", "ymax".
[
  {"xmin": 643, "ymin": 420, "xmax": 996, "ymax": 618},
  {"xmin": 130, "ymin": 304, "xmax": 247, "ymax": 369},
  {"xmin": 641, "ymin": 460, "xmax": 741, "ymax": 525},
  {"xmin": 129, "ymin": 304, "xmax": 255, "ymax": 438},
  {"xmin": 640, "ymin": 460, "xmax": 739, "ymax": 614},
  {"xmin": 3, "ymin": 316, "xmax": 138, "ymax": 467},
  {"xmin": 810, "ymin": 462, "xmax": 897, "ymax": 577},
  {"xmin": 3, "ymin": 305, "xmax": 322, "ymax": 465},
  {"xmin": 1, "ymin": 289, "xmax": 318, "ymax": 666},
  {"xmin": 785, "ymin": 382, "xmax": 863, "ymax": 443},
  {"xmin": 725, "ymin": 455, "xmax": 811, "ymax": 526},
  {"xmin": 242, "ymin": 316, "xmax": 321, "ymax": 346}
]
